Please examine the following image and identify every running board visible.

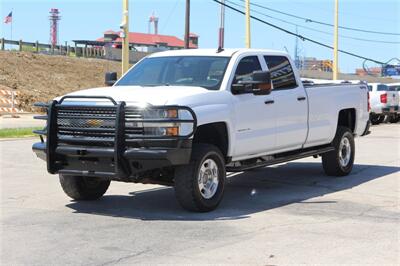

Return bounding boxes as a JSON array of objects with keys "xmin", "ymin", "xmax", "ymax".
[{"xmin": 226, "ymin": 145, "xmax": 334, "ymax": 172}]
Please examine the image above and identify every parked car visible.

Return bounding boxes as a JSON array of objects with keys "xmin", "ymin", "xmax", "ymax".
[
  {"xmin": 32, "ymin": 49, "xmax": 370, "ymax": 212},
  {"xmin": 387, "ymin": 83, "xmax": 400, "ymax": 123},
  {"xmin": 368, "ymin": 83, "xmax": 399, "ymax": 124}
]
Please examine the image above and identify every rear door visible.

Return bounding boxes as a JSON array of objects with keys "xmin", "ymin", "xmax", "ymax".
[{"xmin": 263, "ymin": 55, "xmax": 308, "ymax": 151}]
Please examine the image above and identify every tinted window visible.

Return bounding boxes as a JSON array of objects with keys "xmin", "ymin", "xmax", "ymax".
[
  {"xmin": 115, "ymin": 56, "xmax": 230, "ymax": 90},
  {"xmin": 367, "ymin": 85, "xmax": 372, "ymax": 91},
  {"xmin": 388, "ymin": 85, "xmax": 400, "ymax": 91},
  {"xmin": 264, "ymin": 56, "xmax": 297, "ymax": 89},
  {"xmin": 233, "ymin": 56, "xmax": 262, "ymax": 83},
  {"xmin": 377, "ymin": 84, "xmax": 388, "ymax": 91}
]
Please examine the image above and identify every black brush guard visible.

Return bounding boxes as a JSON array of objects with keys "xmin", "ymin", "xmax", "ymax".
[{"xmin": 32, "ymin": 96, "xmax": 197, "ymax": 181}]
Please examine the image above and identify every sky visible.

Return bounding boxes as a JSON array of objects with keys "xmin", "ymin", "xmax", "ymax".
[{"xmin": 1, "ymin": 0, "xmax": 399, "ymax": 73}]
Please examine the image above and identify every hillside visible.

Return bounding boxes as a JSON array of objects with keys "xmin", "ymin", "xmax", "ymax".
[{"xmin": 0, "ymin": 51, "xmax": 121, "ymax": 111}]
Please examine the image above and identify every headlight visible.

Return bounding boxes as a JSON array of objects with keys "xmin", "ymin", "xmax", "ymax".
[
  {"xmin": 143, "ymin": 108, "xmax": 178, "ymax": 119},
  {"xmin": 125, "ymin": 107, "xmax": 195, "ymax": 138}
]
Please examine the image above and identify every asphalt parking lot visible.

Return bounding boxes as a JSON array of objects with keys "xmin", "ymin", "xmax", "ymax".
[{"xmin": 1, "ymin": 124, "xmax": 399, "ymax": 265}]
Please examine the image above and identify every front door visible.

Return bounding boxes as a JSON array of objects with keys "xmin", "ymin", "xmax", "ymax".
[{"xmin": 231, "ymin": 55, "xmax": 277, "ymax": 159}]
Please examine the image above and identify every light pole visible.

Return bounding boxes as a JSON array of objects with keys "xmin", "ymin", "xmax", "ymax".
[
  {"xmin": 121, "ymin": 0, "xmax": 130, "ymax": 74},
  {"xmin": 333, "ymin": 0, "xmax": 339, "ymax": 80}
]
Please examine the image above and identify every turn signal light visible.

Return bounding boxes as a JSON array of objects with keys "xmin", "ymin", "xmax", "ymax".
[
  {"xmin": 166, "ymin": 127, "xmax": 179, "ymax": 136},
  {"xmin": 166, "ymin": 109, "xmax": 178, "ymax": 118}
]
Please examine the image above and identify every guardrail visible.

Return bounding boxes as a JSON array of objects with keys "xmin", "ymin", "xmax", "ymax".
[
  {"xmin": 0, "ymin": 38, "xmax": 104, "ymax": 58},
  {"xmin": 0, "ymin": 38, "xmax": 149, "ymax": 63}
]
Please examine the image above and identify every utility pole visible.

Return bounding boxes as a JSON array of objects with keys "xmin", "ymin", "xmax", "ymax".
[
  {"xmin": 218, "ymin": 0, "xmax": 225, "ymax": 49},
  {"xmin": 245, "ymin": 0, "xmax": 251, "ymax": 48},
  {"xmin": 333, "ymin": 0, "xmax": 339, "ymax": 80},
  {"xmin": 121, "ymin": 0, "xmax": 130, "ymax": 74},
  {"xmin": 294, "ymin": 26, "xmax": 300, "ymax": 69},
  {"xmin": 184, "ymin": 0, "xmax": 190, "ymax": 49}
]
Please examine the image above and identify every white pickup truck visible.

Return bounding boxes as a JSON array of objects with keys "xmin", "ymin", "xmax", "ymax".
[
  {"xmin": 33, "ymin": 49, "xmax": 370, "ymax": 212},
  {"xmin": 368, "ymin": 83, "xmax": 399, "ymax": 124}
]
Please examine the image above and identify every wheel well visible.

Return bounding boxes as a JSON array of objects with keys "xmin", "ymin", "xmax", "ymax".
[
  {"xmin": 193, "ymin": 122, "xmax": 229, "ymax": 161},
  {"xmin": 338, "ymin": 109, "xmax": 356, "ymax": 133}
]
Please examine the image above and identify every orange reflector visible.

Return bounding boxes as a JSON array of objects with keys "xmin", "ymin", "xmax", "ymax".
[
  {"xmin": 167, "ymin": 109, "xmax": 178, "ymax": 118},
  {"xmin": 166, "ymin": 127, "xmax": 179, "ymax": 136}
]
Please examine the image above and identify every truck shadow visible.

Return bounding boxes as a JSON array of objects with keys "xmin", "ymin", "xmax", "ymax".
[{"xmin": 65, "ymin": 162, "xmax": 399, "ymax": 221}]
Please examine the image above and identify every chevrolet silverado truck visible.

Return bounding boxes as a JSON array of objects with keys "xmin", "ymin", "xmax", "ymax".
[
  {"xmin": 33, "ymin": 49, "xmax": 370, "ymax": 212},
  {"xmin": 368, "ymin": 83, "xmax": 399, "ymax": 124}
]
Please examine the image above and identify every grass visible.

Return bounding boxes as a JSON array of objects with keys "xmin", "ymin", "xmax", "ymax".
[{"xmin": 0, "ymin": 127, "xmax": 43, "ymax": 138}]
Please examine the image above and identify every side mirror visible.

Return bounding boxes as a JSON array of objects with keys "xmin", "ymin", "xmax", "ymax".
[
  {"xmin": 105, "ymin": 72, "xmax": 117, "ymax": 86},
  {"xmin": 232, "ymin": 70, "xmax": 272, "ymax": 95}
]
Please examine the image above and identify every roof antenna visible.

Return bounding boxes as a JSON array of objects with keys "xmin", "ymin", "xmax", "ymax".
[{"xmin": 217, "ymin": 0, "xmax": 225, "ymax": 53}]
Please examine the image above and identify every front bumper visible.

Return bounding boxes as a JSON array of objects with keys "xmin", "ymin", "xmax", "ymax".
[
  {"xmin": 32, "ymin": 96, "xmax": 196, "ymax": 181},
  {"xmin": 32, "ymin": 140, "xmax": 192, "ymax": 179}
]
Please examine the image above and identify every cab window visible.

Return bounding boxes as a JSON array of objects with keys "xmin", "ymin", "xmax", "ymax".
[
  {"xmin": 264, "ymin": 56, "xmax": 297, "ymax": 90},
  {"xmin": 233, "ymin": 56, "xmax": 262, "ymax": 83}
]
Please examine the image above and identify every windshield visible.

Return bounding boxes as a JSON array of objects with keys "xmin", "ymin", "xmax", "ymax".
[{"xmin": 115, "ymin": 56, "xmax": 230, "ymax": 90}]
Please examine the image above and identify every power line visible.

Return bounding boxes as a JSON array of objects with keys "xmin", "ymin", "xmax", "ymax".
[
  {"xmin": 238, "ymin": 0, "xmax": 400, "ymax": 36},
  {"xmin": 226, "ymin": 0, "xmax": 400, "ymax": 44},
  {"xmin": 212, "ymin": 0, "xmax": 386, "ymax": 65}
]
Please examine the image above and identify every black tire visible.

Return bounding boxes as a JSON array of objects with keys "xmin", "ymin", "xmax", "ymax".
[
  {"xmin": 59, "ymin": 174, "xmax": 111, "ymax": 200},
  {"xmin": 389, "ymin": 115, "xmax": 400, "ymax": 123},
  {"xmin": 370, "ymin": 114, "xmax": 383, "ymax": 125},
  {"xmin": 377, "ymin": 115, "xmax": 386, "ymax": 123},
  {"xmin": 174, "ymin": 144, "xmax": 226, "ymax": 212},
  {"xmin": 322, "ymin": 126, "xmax": 355, "ymax": 177}
]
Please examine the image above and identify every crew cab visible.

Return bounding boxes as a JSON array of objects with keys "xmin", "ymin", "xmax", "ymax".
[
  {"xmin": 33, "ymin": 49, "xmax": 370, "ymax": 212},
  {"xmin": 368, "ymin": 83, "xmax": 399, "ymax": 124}
]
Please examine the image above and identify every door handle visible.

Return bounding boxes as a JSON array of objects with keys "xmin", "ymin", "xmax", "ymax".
[
  {"xmin": 264, "ymin": 100, "xmax": 274, "ymax": 105},
  {"xmin": 297, "ymin": 96, "xmax": 306, "ymax": 101}
]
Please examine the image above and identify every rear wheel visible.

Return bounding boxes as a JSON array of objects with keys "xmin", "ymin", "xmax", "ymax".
[
  {"xmin": 322, "ymin": 126, "xmax": 355, "ymax": 176},
  {"xmin": 174, "ymin": 144, "xmax": 226, "ymax": 212},
  {"xmin": 389, "ymin": 114, "xmax": 400, "ymax": 123},
  {"xmin": 59, "ymin": 174, "xmax": 110, "ymax": 200}
]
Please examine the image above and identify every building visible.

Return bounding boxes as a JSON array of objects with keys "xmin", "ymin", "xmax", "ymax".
[
  {"xmin": 298, "ymin": 57, "xmax": 333, "ymax": 72},
  {"xmin": 355, "ymin": 67, "xmax": 382, "ymax": 77},
  {"xmin": 97, "ymin": 30, "xmax": 199, "ymax": 52}
]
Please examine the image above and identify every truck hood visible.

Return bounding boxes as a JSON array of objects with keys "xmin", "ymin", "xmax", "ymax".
[{"xmin": 63, "ymin": 85, "xmax": 210, "ymax": 106}]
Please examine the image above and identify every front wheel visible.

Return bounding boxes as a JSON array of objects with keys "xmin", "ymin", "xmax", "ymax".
[
  {"xmin": 59, "ymin": 174, "xmax": 111, "ymax": 200},
  {"xmin": 174, "ymin": 144, "xmax": 226, "ymax": 212},
  {"xmin": 370, "ymin": 114, "xmax": 384, "ymax": 125},
  {"xmin": 322, "ymin": 126, "xmax": 355, "ymax": 176}
]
